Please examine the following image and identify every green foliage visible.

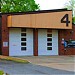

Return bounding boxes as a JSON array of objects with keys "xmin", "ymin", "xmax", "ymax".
[
  {"xmin": 1, "ymin": 0, "xmax": 40, "ymax": 13},
  {"xmin": 65, "ymin": 0, "xmax": 75, "ymax": 23},
  {"xmin": 65, "ymin": 0, "xmax": 75, "ymax": 10},
  {"xmin": 0, "ymin": 55, "xmax": 29, "ymax": 63},
  {"xmin": 73, "ymin": 17, "xmax": 75, "ymax": 24},
  {"xmin": 0, "ymin": 70, "xmax": 4, "ymax": 75},
  {"xmin": 65, "ymin": 0, "xmax": 75, "ymax": 16}
]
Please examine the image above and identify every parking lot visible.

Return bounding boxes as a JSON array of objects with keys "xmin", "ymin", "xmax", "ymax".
[
  {"xmin": 0, "ymin": 55, "xmax": 75, "ymax": 75},
  {"xmin": 17, "ymin": 55, "xmax": 75, "ymax": 72}
]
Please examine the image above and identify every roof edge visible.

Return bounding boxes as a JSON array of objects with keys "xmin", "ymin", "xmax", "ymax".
[{"xmin": 0, "ymin": 8, "xmax": 72, "ymax": 15}]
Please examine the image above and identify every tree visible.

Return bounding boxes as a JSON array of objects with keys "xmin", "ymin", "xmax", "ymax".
[
  {"xmin": 65, "ymin": 0, "xmax": 75, "ymax": 24},
  {"xmin": 65, "ymin": 0, "xmax": 75, "ymax": 16},
  {"xmin": 1, "ymin": 0, "xmax": 40, "ymax": 13}
]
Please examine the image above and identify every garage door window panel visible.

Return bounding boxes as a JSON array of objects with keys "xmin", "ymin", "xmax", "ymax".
[
  {"xmin": 47, "ymin": 43, "xmax": 52, "ymax": 46},
  {"xmin": 47, "ymin": 38, "xmax": 52, "ymax": 41},
  {"xmin": 21, "ymin": 28, "xmax": 26, "ymax": 32},
  {"xmin": 21, "ymin": 38, "xmax": 26, "ymax": 41},
  {"xmin": 21, "ymin": 28, "xmax": 27, "ymax": 51},
  {"xmin": 47, "ymin": 47, "xmax": 52, "ymax": 50},
  {"xmin": 47, "ymin": 29, "xmax": 52, "ymax": 33},
  {"xmin": 47, "ymin": 34, "xmax": 52, "ymax": 37},
  {"xmin": 47, "ymin": 29, "xmax": 52, "ymax": 50},
  {"xmin": 21, "ymin": 33, "xmax": 26, "ymax": 36},
  {"xmin": 21, "ymin": 47, "xmax": 26, "ymax": 51},
  {"xmin": 21, "ymin": 42, "xmax": 26, "ymax": 46}
]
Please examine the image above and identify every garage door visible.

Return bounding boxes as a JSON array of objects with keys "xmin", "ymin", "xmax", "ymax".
[
  {"xmin": 38, "ymin": 29, "xmax": 58, "ymax": 55},
  {"xmin": 9, "ymin": 28, "xmax": 33, "ymax": 56}
]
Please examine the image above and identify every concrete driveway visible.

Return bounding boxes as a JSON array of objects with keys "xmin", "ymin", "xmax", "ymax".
[{"xmin": 17, "ymin": 55, "xmax": 75, "ymax": 72}]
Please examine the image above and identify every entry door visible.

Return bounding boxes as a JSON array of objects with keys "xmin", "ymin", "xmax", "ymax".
[
  {"xmin": 9, "ymin": 28, "xmax": 33, "ymax": 56},
  {"xmin": 38, "ymin": 29, "xmax": 58, "ymax": 55}
]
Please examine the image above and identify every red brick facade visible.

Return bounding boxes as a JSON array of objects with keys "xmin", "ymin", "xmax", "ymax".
[
  {"xmin": 33, "ymin": 29, "xmax": 38, "ymax": 56},
  {"xmin": 0, "ymin": 15, "xmax": 75, "ymax": 56},
  {"xmin": 58, "ymin": 25, "xmax": 75, "ymax": 55},
  {"xmin": 1, "ymin": 15, "xmax": 9, "ymax": 56}
]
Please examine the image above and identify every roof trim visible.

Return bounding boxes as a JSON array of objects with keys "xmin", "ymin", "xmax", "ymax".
[{"xmin": 0, "ymin": 8, "xmax": 72, "ymax": 15}]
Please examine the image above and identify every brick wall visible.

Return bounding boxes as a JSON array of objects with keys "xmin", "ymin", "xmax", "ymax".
[
  {"xmin": 0, "ymin": 15, "xmax": 2, "ymax": 55},
  {"xmin": 1, "ymin": 15, "xmax": 9, "ymax": 56},
  {"xmin": 58, "ymin": 25, "xmax": 75, "ymax": 55},
  {"xmin": 33, "ymin": 29, "xmax": 38, "ymax": 56},
  {"xmin": 1, "ymin": 14, "xmax": 75, "ymax": 56}
]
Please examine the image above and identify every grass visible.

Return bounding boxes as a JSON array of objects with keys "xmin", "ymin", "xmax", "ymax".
[
  {"xmin": 0, "ymin": 55, "xmax": 29, "ymax": 63},
  {"xmin": 0, "ymin": 70, "xmax": 4, "ymax": 75},
  {"xmin": 0, "ymin": 70, "xmax": 9, "ymax": 75}
]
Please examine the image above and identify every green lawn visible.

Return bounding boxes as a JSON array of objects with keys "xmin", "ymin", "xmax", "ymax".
[
  {"xmin": 0, "ymin": 55, "xmax": 29, "ymax": 63},
  {"xmin": 0, "ymin": 70, "xmax": 4, "ymax": 75}
]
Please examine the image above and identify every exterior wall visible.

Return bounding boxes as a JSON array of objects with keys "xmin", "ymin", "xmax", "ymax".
[
  {"xmin": 33, "ymin": 29, "xmax": 38, "ymax": 56},
  {"xmin": 7, "ymin": 11, "xmax": 72, "ymax": 29},
  {"xmin": 58, "ymin": 25, "xmax": 75, "ymax": 55},
  {"xmin": 1, "ymin": 15, "xmax": 9, "ymax": 56},
  {"xmin": 0, "ymin": 14, "xmax": 75, "ymax": 56},
  {"xmin": 0, "ymin": 15, "xmax": 2, "ymax": 55}
]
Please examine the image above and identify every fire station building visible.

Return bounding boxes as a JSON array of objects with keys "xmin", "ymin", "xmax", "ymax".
[{"xmin": 0, "ymin": 9, "xmax": 75, "ymax": 56}]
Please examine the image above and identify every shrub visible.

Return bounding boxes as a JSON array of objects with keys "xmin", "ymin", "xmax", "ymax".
[
  {"xmin": 0, "ymin": 70, "xmax": 4, "ymax": 75},
  {"xmin": 73, "ymin": 17, "xmax": 75, "ymax": 24}
]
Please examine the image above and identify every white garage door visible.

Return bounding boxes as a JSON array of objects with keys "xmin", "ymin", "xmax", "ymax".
[
  {"xmin": 38, "ymin": 29, "xmax": 58, "ymax": 55},
  {"xmin": 9, "ymin": 28, "xmax": 33, "ymax": 56}
]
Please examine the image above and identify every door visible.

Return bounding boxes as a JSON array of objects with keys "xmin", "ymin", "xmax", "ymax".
[
  {"xmin": 9, "ymin": 28, "xmax": 33, "ymax": 56},
  {"xmin": 38, "ymin": 29, "xmax": 58, "ymax": 55}
]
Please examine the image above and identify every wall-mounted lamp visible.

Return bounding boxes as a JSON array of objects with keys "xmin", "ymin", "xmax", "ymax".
[{"xmin": 61, "ymin": 38, "xmax": 64, "ymax": 45}]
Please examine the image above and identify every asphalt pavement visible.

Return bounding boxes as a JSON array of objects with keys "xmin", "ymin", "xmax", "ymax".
[
  {"xmin": 17, "ymin": 55, "xmax": 75, "ymax": 72},
  {"xmin": 0, "ymin": 56, "xmax": 75, "ymax": 75}
]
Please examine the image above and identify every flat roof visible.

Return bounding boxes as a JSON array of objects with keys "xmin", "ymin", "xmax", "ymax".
[{"xmin": 0, "ymin": 8, "xmax": 72, "ymax": 15}]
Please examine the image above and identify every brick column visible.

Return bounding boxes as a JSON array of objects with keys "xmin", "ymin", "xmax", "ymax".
[
  {"xmin": 0, "ymin": 15, "xmax": 2, "ymax": 55},
  {"xmin": 33, "ymin": 29, "xmax": 38, "ymax": 56},
  {"xmin": 2, "ymin": 15, "xmax": 9, "ymax": 56},
  {"xmin": 58, "ymin": 30, "xmax": 65, "ymax": 55},
  {"xmin": 58, "ymin": 25, "xmax": 75, "ymax": 55}
]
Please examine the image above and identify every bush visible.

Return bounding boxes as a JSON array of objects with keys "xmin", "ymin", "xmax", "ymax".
[
  {"xmin": 73, "ymin": 17, "xmax": 75, "ymax": 24},
  {"xmin": 0, "ymin": 70, "xmax": 4, "ymax": 75},
  {"xmin": 0, "ymin": 70, "xmax": 9, "ymax": 75}
]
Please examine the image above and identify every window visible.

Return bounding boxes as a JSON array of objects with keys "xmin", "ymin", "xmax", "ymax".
[
  {"xmin": 47, "ymin": 34, "xmax": 52, "ymax": 37},
  {"xmin": 47, "ymin": 47, "xmax": 52, "ymax": 50},
  {"xmin": 47, "ymin": 29, "xmax": 52, "ymax": 50},
  {"xmin": 21, "ymin": 38, "xmax": 26, "ymax": 41},
  {"xmin": 21, "ymin": 47, "xmax": 26, "ymax": 51},
  {"xmin": 47, "ymin": 43, "xmax": 52, "ymax": 46},
  {"xmin": 21, "ymin": 28, "xmax": 27, "ymax": 51},
  {"xmin": 21, "ymin": 42, "xmax": 26, "ymax": 46},
  {"xmin": 47, "ymin": 29, "xmax": 52, "ymax": 33},
  {"xmin": 21, "ymin": 33, "xmax": 26, "ymax": 36},
  {"xmin": 21, "ymin": 28, "xmax": 26, "ymax": 32},
  {"xmin": 47, "ymin": 38, "xmax": 52, "ymax": 41}
]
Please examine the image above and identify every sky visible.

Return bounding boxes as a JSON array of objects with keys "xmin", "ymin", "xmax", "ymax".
[{"xmin": 35, "ymin": 0, "xmax": 70, "ymax": 10}]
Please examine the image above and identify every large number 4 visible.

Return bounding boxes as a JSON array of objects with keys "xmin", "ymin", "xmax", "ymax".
[{"xmin": 61, "ymin": 14, "xmax": 70, "ymax": 26}]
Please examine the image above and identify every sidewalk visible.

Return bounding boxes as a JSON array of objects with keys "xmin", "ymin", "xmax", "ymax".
[{"xmin": 16, "ymin": 55, "xmax": 75, "ymax": 72}]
